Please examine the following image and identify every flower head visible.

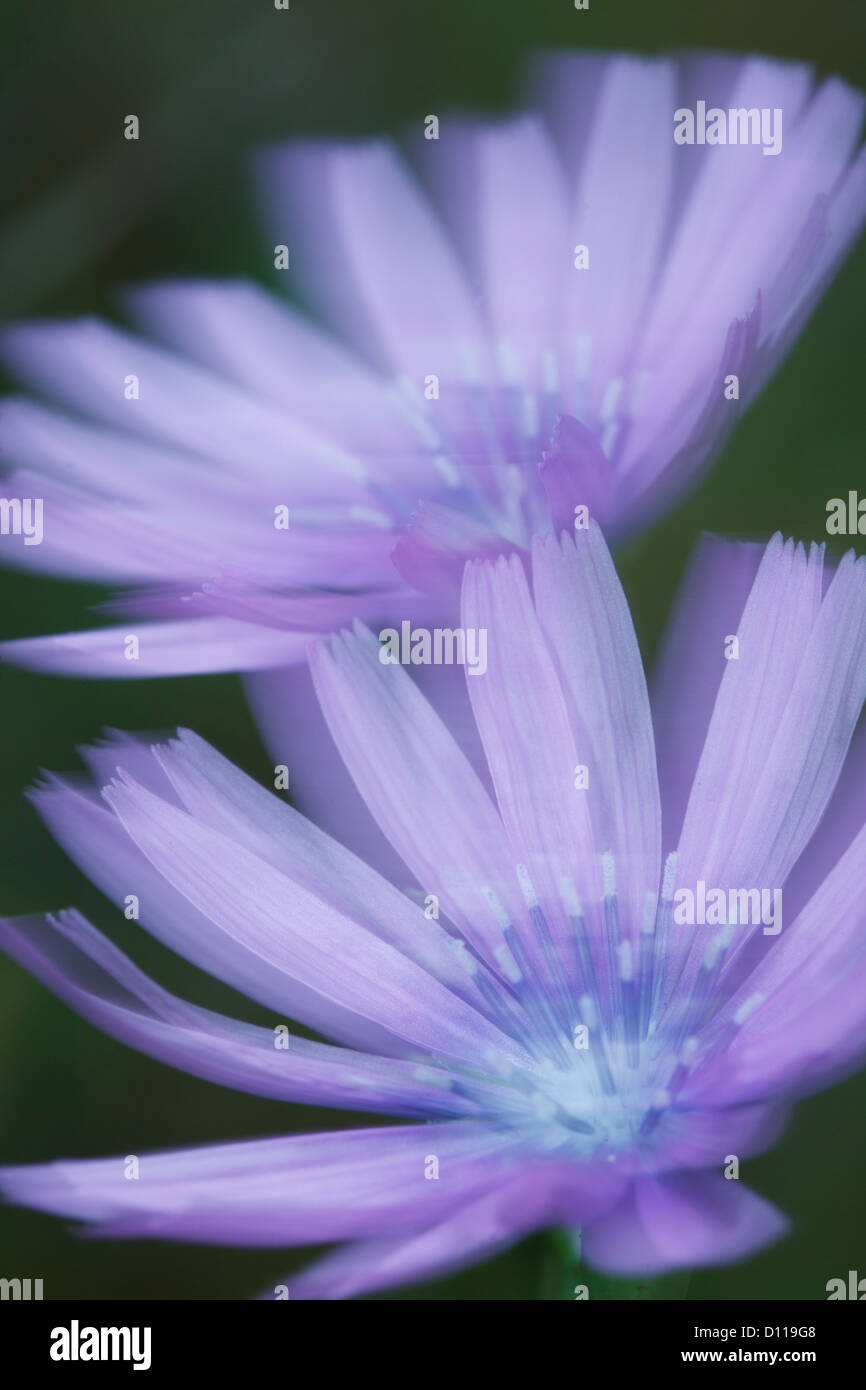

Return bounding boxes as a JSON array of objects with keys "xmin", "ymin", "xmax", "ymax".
[
  {"xmin": 2, "ymin": 525, "xmax": 865, "ymax": 1295},
  {"xmin": 2, "ymin": 52, "xmax": 865, "ymax": 676}
]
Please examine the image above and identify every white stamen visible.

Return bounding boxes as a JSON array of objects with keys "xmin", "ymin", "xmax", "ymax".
[
  {"xmin": 600, "ymin": 421, "xmax": 619, "ymax": 458},
  {"xmin": 449, "ymin": 938, "xmax": 478, "ymax": 975},
  {"xmin": 601, "ymin": 851, "xmax": 616, "ymax": 899},
  {"xmin": 541, "ymin": 346, "xmax": 559, "ymax": 394},
  {"xmin": 413, "ymin": 1066, "xmax": 453, "ymax": 1089},
  {"xmin": 734, "ymin": 992, "xmax": 764, "ymax": 1025},
  {"xmin": 520, "ymin": 390, "xmax": 539, "ymax": 439},
  {"xmin": 600, "ymin": 377, "xmax": 624, "ymax": 423},
  {"xmin": 503, "ymin": 464, "xmax": 525, "ymax": 498},
  {"xmin": 641, "ymin": 891, "xmax": 657, "ymax": 935},
  {"xmin": 574, "ymin": 332, "xmax": 592, "ymax": 380},
  {"xmin": 662, "ymin": 851, "xmax": 678, "ymax": 901},
  {"xmin": 516, "ymin": 863, "xmax": 539, "ymax": 909},
  {"xmin": 481, "ymin": 885, "xmax": 512, "ymax": 932},
  {"xmin": 347, "ymin": 506, "xmax": 392, "ymax": 528},
  {"xmin": 579, "ymin": 993, "xmax": 598, "ymax": 1028},
  {"xmin": 456, "ymin": 339, "xmax": 482, "ymax": 387},
  {"xmin": 617, "ymin": 939, "xmax": 634, "ymax": 981},
  {"xmin": 433, "ymin": 453, "xmax": 461, "ymax": 488},
  {"xmin": 530, "ymin": 1091, "xmax": 558, "ymax": 1122},
  {"xmin": 494, "ymin": 943, "xmax": 523, "ymax": 985},
  {"xmin": 703, "ymin": 930, "xmax": 729, "ymax": 971},
  {"xmin": 627, "ymin": 369, "xmax": 652, "ymax": 416},
  {"xmin": 559, "ymin": 876, "xmax": 583, "ymax": 918},
  {"xmin": 495, "ymin": 337, "xmax": 521, "ymax": 387}
]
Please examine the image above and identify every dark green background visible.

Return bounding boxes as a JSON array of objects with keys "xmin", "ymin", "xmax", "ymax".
[{"xmin": 0, "ymin": 0, "xmax": 864, "ymax": 1299}]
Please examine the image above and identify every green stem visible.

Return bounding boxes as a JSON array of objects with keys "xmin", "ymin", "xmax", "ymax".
[{"xmin": 541, "ymin": 1229, "xmax": 692, "ymax": 1300}]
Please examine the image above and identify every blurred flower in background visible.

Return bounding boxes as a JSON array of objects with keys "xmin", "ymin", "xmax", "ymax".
[
  {"xmin": 0, "ymin": 52, "xmax": 864, "ymax": 678},
  {"xmin": 2, "ymin": 525, "xmax": 865, "ymax": 1297}
]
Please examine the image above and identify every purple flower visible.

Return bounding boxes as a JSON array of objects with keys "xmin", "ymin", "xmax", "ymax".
[
  {"xmin": 2, "ymin": 52, "xmax": 865, "ymax": 677},
  {"xmin": 2, "ymin": 524, "xmax": 865, "ymax": 1297}
]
